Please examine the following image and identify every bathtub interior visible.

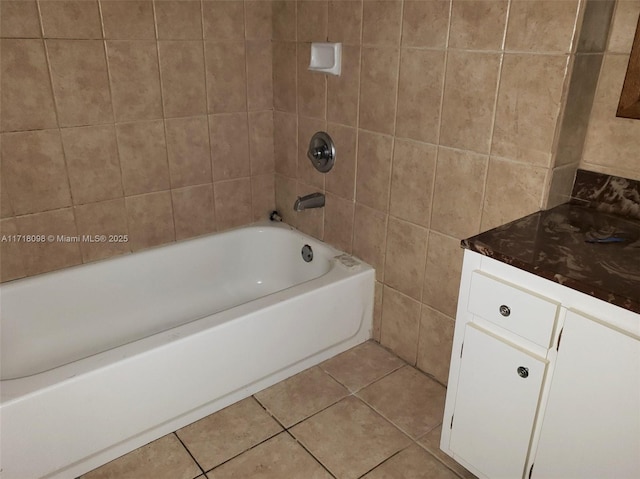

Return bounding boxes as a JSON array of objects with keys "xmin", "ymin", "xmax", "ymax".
[{"xmin": 0, "ymin": 224, "xmax": 334, "ymax": 381}]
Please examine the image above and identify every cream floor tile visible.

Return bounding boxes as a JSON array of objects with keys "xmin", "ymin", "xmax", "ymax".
[
  {"xmin": 80, "ymin": 434, "xmax": 201, "ymax": 479},
  {"xmin": 254, "ymin": 365, "xmax": 349, "ymax": 427},
  {"xmin": 362, "ymin": 444, "xmax": 460, "ymax": 479},
  {"xmin": 291, "ymin": 396, "xmax": 411, "ymax": 479},
  {"xmin": 176, "ymin": 397, "xmax": 283, "ymax": 472},
  {"xmin": 320, "ymin": 340, "xmax": 406, "ymax": 392},
  {"xmin": 206, "ymin": 432, "xmax": 332, "ymax": 479},
  {"xmin": 418, "ymin": 426, "xmax": 479, "ymax": 479},
  {"xmin": 357, "ymin": 365, "xmax": 446, "ymax": 438}
]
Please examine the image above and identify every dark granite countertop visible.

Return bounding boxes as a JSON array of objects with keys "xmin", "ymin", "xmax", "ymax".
[{"xmin": 463, "ymin": 171, "xmax": 640, "ymax": 314}]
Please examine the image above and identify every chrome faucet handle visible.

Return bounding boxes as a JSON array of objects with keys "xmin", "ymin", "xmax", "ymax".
[{"xmin": 307, "ymin": 132, "xmax": 335, "ymax": 173}]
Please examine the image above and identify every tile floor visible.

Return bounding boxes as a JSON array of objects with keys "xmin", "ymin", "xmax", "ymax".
[{"xmin": 80, "ymin": 341, "xmax": 477, "ymax": 479}]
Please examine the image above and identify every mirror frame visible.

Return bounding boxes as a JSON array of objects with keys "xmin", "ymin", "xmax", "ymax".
[{"xmin": 617, "ymin": 16, "xmax": 640, "ymax": 119}]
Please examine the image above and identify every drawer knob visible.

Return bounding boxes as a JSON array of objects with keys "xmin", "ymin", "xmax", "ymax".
[
  {"xmin": 499, "ymin": 304, "xmax": 511, "ymax": 317},
  {"xmin": 517, "ymin": 366, "xmax": 529, "ymax": 378}
]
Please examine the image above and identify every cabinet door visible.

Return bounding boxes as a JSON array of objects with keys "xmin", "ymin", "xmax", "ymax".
[
  {"xmin": 449, "ymin": 323, "xmax": 547, "ymax": 479},
  {"xmin": 533, "ymin": 311, "xmax": 640, "ymax": 479}
]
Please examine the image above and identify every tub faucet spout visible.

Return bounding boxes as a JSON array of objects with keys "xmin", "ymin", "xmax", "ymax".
[{"xmin": 294, "ymin": 192, "xmax": 325, "ymax": 211}]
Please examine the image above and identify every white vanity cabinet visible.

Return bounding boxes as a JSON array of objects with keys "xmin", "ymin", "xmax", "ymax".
[{"xmin": 441, "ymin": 250, "xmax": 640, "ymax": 479}]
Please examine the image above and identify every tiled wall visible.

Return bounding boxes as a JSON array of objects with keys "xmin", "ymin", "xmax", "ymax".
[
  {"xmin": 272, "ymin": 0, "xmax": 590, "ymax": 384},
  {"xmin": 580, "ymin": 0, "xmax": 640, "ymax": 180},
  {"xmin": 0, "ymin": 0, "xmax": 275, "ymax": 282}
]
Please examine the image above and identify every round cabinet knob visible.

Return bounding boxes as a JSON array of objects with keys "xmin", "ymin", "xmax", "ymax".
[
  {"xmin": 499, "ymin": 304, "xmax": 511, "ymax": 317},
  {"xmin": 517, "ymin": 366, "xmax": 529, "ymax": 378}
]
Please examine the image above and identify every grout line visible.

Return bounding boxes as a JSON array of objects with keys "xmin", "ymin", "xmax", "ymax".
[{"xmin": 173, "ymin": 432, "xmax": 207, "ymax": 477}]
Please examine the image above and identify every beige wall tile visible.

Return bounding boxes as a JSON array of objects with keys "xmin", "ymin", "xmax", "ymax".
[
  {"xmin": 554, "ymin": 53, "xmax": 603, "ymax": 166},
  {"xmin": 352, "ymin": 203, "xmax": 387, "ymax": 282},
  {"xmin": 74, "ymin": 198, "xmax": 130, "ymax": 262},
  {"xmin": 203, "ymin": 0, "xmax": 245, "ymax": 40},
  {"xmin": 380, "ymin": 287, "xmax": 421, "ymax": 364},
  {"xmin": 246, "ymin": 42, "xmax": 274, "ymax": 111},
  {"xmin": 177, "ymin": 398, "xmax": 283, "ymax": 472},
  {"xmin": 214, "ymin": 178, "xmax": 252, "ymax": 230},
  {"xmin": 328, "ymin": 0, "xmax": 362, "ymax": 44},
  {"xmin": 327, "ymin": 45, "xmax": 360, "ymax": 127},
  {"xmin": 493, "ymin": 53, "xmax": 569, "ymax": 167},
  {"xmin": 210, "ymin": 113, "xmax": 251, "ymax": 181},
  {"xmin": 1, "ymin": 175, "xmax": 14, "ymax": 218},
  {"xmin": 396, "ymin": 48, "xmax": 444, "ymax": 144},
  {"xmin": 47, "ymin": 40, "xmax": 113, "ymax": 127},
  {"xmin": 608, "ymin": 0, "xmax": 640, "ymax": 53},
  {"xmin": 1, "ymin": 129, "xmax": 71, "ymax": 215},
  {"xmin": 576, "ymin": 0, "xmax": 615, "ymax": 53},
  {"xmin": 546, "ymin": 163, "xmax": 578, "ymax": 208},
  {"xmin": 384, "ymin": 217, "xmax": 428, "ymax": 301},
  {"xmin": 297, "ymin": 0, "xmax": 328, "ymax": 42},
  {"xmin": 505, "ymin": 0, "xmax": 580, "ymax": 53},
  {"xmin": 205, "ymin": 41, "xmax": 248, "ymax": 114},
  {"xmin": 481, "ymin": 157, "xmax": 547, "ymax": 231},
  {"xmin": 101, "ymin": 0, "xmax": 156, "ymax": 40},
  {"xmin": 362, "ymin": 0, "xmax": 402, "ymax": 46},
  {"xmin": 422, "ymin": 231, "xmax": 463, "ymax": 318},
  {"xmin": 325, "ymin": 123, "xmax": 356, "ymax": 200},
  {"xmin": 272, "ymin": 0, "xmax": 297, "ymax": 41},
  {"xmin": 431, "ymin": 147, "xmax": 487, "ymax": 239},
  {"xmin": 388, "ymin": 139, "xmax": 436, "ymax": 227},
  {"xmin": 106, "ymin": 41, "xmax": 163, "ymax": 122},
  {"xmin": 359, "ymin": 47, "xmax": 399, "ymax": 135},
  {"xmin": 61, "ymin": 125, "xmax": 123, "ymax": 205},
  {"xmin": 125, "ymin": 191, "xmax": 175, "ymax": 251},
  {"xmin": 160, "ymin": 41, "xmax": 207, "ymax": 118},
  {"xmin": 1, "ymin": 1, "xmax": 41, "ymax": 38},
  {"xmin": 297, "ymin": 117, "xmax": 326, "ymax": 189},
  {"xmin": 172, "ymin": 184, "xmax": 216, "ymax": 240},
  {"xmin": 355, "ymin": 130, "xmax": 393, "ymax": 212},
  {"xmin": 16, "ymin": 208, "xmax": 82, "ymax": 276},
  {"xmin": 439, "ymin": 50, "xmax": 500, "ymax": 154},
  {"xmin": 274, "ymin": 111, "xmax": 298, "ymax": 177},
  {"xmin": 249, "ymin": 111, "xmax": 275, "ymax": 175},
  {"xmin": 154, "ymin": 0, "xmax": 203, "ymax": 40},
  {"xmin": 296, "ymin": 181, "xmax": 324, "ymax": 239},
  {"xmin": 581, "ymin": 54, "xmax": 640, "ymax": 175},
  {"xmin": 323, "ymin": 192, "xmax": 354, "ymax": 253},
  {"xmin": 273, "ymin": 41, "xmax": 297, "ymax": 113},
  {"xmin": 116, "ymin": 120, "xmax": 170, "ymax": 196},
  {"xmin": 297, "ymin": 43, "xmax": 327, "ymax": 119},
  {"xmin": 1, "ymin": 40, "xmax": 57, "ymax": 132},
  {"xmin": 417, "ymin": 306, "xmax": 455, "ymax": 385},
  {"xmin": 373, "ymin": 281, "xmax": 382, "ymax": 341},
  {"xmin": 275, "ymin": 174, "xmax": 298, "ymax": 226},
  {"xmin": 245, "ymin": 1, "xmax": 273, "ymax": 40},
  {"xmin": 251, "ymin": 173, "xmax": 276, "ymax": 221},
  {"xmin": 449, "ymin": 0, "xmax": 508, "ymax": 50},
  {"xmin": 165, "ymin": 116, "xmax": 212, "ymax": 188},
  {"xmin": 40, "ymin": 0, "xmax": 102, "ymax": 39},
  {"xmin": 274, "ymin": 119, "xmax": 298, "ymax": 183},
  {"xmin": 0, "ymin": 218, "xmax": 26, "ymax": 282},
  {"xmin": 401, "ymin": 0, "xmax": 450, "ymax": 48},
  {"xmin": 82, "ymin": 434, "xmax": 200, "ymax": 479}
]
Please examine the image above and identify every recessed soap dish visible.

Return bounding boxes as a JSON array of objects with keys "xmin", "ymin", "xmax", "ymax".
[{"xmin": 308, "ymin": 42, "xmax": 342, "ymax": 76}]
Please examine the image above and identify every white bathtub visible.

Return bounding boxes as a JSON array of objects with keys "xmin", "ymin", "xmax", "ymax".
[{"xmin": 0, "ymin": 222, "xmax": 374, "ymax": 479}]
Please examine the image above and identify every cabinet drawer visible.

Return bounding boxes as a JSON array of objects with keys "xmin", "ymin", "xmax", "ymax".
[{"xmin": 468, "ymin": 271, "xmax": 559, "ymax": 347}]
